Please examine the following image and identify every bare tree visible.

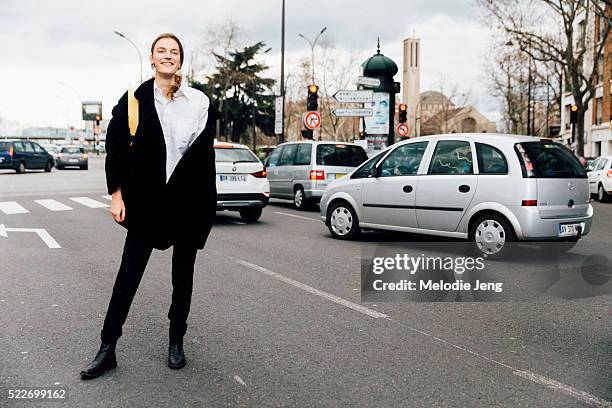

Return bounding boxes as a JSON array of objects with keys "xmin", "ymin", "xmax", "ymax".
[{"xmin": 478, "ymin": 0, "xmax": 612, "ymax": 156}]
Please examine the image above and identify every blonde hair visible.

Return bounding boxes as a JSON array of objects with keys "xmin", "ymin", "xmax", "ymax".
[{"xmin": 150, "ymin": 33, "xmax": 184, "ymax": 100}]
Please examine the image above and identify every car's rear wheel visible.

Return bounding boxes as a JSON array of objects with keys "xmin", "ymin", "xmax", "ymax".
[
  {"xmin": 239, "ymin": 207, "xmax": 262, "ymax": 222},
  {"xmin": 470, "ymin": 213, "xmax": 515, "ymax": 258},
  {"xmin": 294, "ymin": 187, "xmax": 311, "ymax": 211},
  {"xmin": 15, "ymin": 161, "xmax": 25, "ymax": 174},
  {"xmin": 44, "ymin": 161, "xmax": 53, "ymax": 172},
  {"xmin": 327, "ymin": 201, "xmax": 360, "ymax": 240},
  {"xmin": 598, "ymin": 184, "xmax": 610, "ymax": 203}
]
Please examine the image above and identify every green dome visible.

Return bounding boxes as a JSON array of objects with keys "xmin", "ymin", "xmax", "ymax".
[{"xmin": 362, "ymin": 44, "xmax": 398, "ymax": 77}]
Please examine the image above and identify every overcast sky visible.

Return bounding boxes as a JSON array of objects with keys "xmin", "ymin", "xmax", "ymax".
[{"xmin": 0, "ymin": 0, "xmax": 499, "ymax": 130}]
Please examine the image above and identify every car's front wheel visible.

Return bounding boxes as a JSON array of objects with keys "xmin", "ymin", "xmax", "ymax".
[
  {"xmin": 44, "ymin": 161, "xmax": 53, "ymax": 172},
  {"xmin": 598, "ymin": 184, "xmax": 610, "ymax": 203},
  {"xmin": 327, "ymin": 201, "xmax": 360, "ymax": 240},
  {"xmin": 470, "ymin": 213, "xmax": 515, "ymax": 258},
  {"xmin": 239, "ymin": 207, "xmax": 263, "ymax": 222}
]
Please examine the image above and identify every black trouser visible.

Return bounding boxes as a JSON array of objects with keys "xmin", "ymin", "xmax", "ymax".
[{"xmin": 100, "ymin": 230, "xmax": 198, "ymax": 345}]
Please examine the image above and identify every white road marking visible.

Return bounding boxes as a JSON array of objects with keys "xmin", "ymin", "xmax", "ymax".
[
  {"xmin": 236, "ymin": 258, "xmax": 611, "ymax": 407},
  {"xmin": 224, "ymin": 219, "xmax": 245, "ymax": 225},
  {"xmin": 34, "ymin": 199, "xmax": 73, "ymax": 211},
  {"xmin": 233, "ymin": 375, "xmax": 247, "ymax": 387},
  {"xmin": 0, "ymin": 224, "xmax": 61, "ymax": 249},
  {"xmin": 0, "ymin": 201, "xmax": 29, "ymax": 215},
  {"xmin": 69, "ymin": 197, "xmax": 109, "ymax": 208},
  {"xmin": 101, "ymin": 195, "xmax": 112, "ymax": 201},
  {"xmin": 236, "ymin": 260, "xmax": 388, "ymax": 319},
  {"xmin": 273, "ymin": 211, "xmax": 320, "ymax": 222}
]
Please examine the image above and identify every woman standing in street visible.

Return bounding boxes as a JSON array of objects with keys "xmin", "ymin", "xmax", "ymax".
[{"xmin": 80, "ymin": 33, "xmax": 218, "ymax": 379}]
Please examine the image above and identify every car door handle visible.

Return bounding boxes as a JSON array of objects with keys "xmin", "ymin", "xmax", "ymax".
[
  {"xmin": 403, "ymin": 185, "xmax": 413, "ymax": 193},
  {"xmin": 458, "ymin": 185, "xmax": 470, "ymax": 193}
]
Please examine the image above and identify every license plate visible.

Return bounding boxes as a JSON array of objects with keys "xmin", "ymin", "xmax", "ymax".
[
  {"xmin": 69, "ymin": 159, "xmax": 79, "ymax": 163},
  {"xmin": 335, "ymin": 173, "xmax": 346, "ymax": 179},
  {"xmin": 558, "ymin": 223, "xmax": 583, "ymax": 237},
  {"xmin": 218, "ymin": 174, "xmax": 247, "ymax": 182}
]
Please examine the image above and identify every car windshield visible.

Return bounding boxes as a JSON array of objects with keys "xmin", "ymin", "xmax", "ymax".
[
  {"xmin": 215, "ymin": 147, "xmax": 259, "ymax": 163},
  {"xmin": 61, "ymin": 147, "xmax": 83, "ymax": 154},
  {"xmin": 0, "ymin": 142, "xmax": 11, "ymax": 151},
  {"xmin": 316, "ymin": 144, "xmax": 368, "ymax": 167},
  {"xmin": 517, "ymin": 142, "xmax": 586, "ymax": 178}
]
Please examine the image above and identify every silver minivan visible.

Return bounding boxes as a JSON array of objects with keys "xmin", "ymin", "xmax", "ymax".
[
  {"xmin": 265, "ymin": 141, "xmax": 368, "ymax": 210},
  {"xmin": 320, "ymin": 134, "xmax": 593, "ymax": 256}
]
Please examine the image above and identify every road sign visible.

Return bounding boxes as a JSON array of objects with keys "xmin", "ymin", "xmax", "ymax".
[
  {"xmin": 396, "ymin": 123, "xmax": 409, "ymax": 137},
  {"xmin": 303, "ymin": 111, "xmax": 321, "ymax": 129},
  {"xmin": 332, "ymin": 108, "xmax": 373, "ymax": 117},
  {"xmin": 82, "ymin": 101, "xmax": 102, "ymax": 121},
  {"xmin": 274, "ymin": 96, "xmax": 284, "ymax": 134},
  {"xmin": 354, "ymin": 76, "xmax": 381, "ymax": 88},
  {"xmin": 332, "ymin": 90, "xmax": 373, "ymax": 103}
]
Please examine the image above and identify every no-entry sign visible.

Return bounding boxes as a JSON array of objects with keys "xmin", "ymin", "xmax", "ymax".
[{"xmin": 303, "ymin": 111, "xmax": 321, "ymax": 129}]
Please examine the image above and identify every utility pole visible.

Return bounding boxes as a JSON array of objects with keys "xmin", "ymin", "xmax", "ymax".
[{"xmin": 279, "ymin": 0, "xmax": 286, "ymax": 144}]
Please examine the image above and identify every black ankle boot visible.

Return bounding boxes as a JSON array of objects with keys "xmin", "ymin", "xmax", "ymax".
[
  {"xmin": 80, "ymin": 342, "xmax": 117, "ymax": 379},
  {"xmin": 168, "ymin": 340, "xmax": 186, "ymax": 369}
]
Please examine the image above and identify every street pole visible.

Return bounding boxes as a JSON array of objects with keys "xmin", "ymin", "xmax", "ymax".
[
  {"xmin": 298, "ymin": 27, "xmax": 327, "ymax": 85},
  {"xmin": 279, "ymin": 0, "xmax": 285, "ymax": 144},
  {"xmin": 113, "ymin": 31, "xmax": 143, "ymax": 84},
  {"xmin": 526, "ymin": 43, "xmax": 532, "ymax": 135}
]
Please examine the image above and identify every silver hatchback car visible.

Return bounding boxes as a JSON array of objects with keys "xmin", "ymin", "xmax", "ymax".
[
  {"xmin": 265, "ymin": 141, "xmax": 368, "ymax": 210},
  {"xmin": 320, "ymin": 134, "xmax": 593, "ymax": 256}
]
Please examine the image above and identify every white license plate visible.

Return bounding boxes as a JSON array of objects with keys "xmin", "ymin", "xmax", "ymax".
[
  {"xmin": 219, "ymin": 175, "xmax": 247, "ymax": 182},
  {"xmin": 69, "ymin": 159, "xmax": 79, "ymax": 163},
  {"xmin": 558, "ymin": 223, "xmax": 583, "ymax": 237}
]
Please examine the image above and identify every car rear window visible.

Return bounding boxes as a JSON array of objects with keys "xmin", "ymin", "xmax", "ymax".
[
  {"xmin": 214, "ymin": 147, "xmax": 258, "ymax": 163},
  {"xmin": 61, "ymin": 147, "xmax": 84, "ymax": 154},
  {"xmin": 316, "ymin": 144, "xmax": 368, "ymax": 167},
  {"xmin": 515, "ymin": 142, "xmax": 586, "ymax": 178},
  {"xmin": 0, "ymin": 142, "xmax": 11, "ymax": 151}
]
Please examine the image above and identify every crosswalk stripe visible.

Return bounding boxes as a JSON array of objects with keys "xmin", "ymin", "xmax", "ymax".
[
  {"xmin": 34, "ymin": 199, "xmax": 73, "ymax": 211},
  {"xmin": 0, "ymin": 201, "xmax": 29, "ymax": 215},
  {"xmin": 69, "ymin": 197, "xmax": 109, "ymax": 208}
]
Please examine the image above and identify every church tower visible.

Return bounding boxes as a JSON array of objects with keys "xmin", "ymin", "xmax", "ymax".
[{"xmin": 402, "ymin": 37, "xmax": 420, "ymax": 137}]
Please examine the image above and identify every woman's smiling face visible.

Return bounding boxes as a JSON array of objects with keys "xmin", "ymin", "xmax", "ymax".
[{"xmin": 150, "ymin": 37, "xmax": 181, "ymax": 75}]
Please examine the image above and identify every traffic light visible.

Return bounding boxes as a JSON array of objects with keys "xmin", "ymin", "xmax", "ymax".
[
  {"xmin": 301, "ymin": 129, "xmax": 313, "ymax": 140},
  {"xmin": 570, "ymin": 104, "xmax": 578, "ymax": 124},
  {"xmin": 398, "ymin": 104, "xmax": 407, "ymax": 123},
  {"xmin": 307, "ymin": 84, "xmax": 319, "ymax": 111},
  {"xmin": 95, "ymin": 115, "xmax": 101, "ymax": 126}
]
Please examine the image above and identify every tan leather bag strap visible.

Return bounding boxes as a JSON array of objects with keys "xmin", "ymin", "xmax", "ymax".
[{"xmin": 127, "ymin": 88, "xmax": 139, "ymax": 137}]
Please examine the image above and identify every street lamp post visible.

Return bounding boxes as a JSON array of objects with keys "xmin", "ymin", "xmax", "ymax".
[
  {"xmin": 113, "ymin": 31, "xmax": 143, "ymax": 84},
  {"xmin": 298, "ymin": 27, "xmax": 327, "ymax": 85}
]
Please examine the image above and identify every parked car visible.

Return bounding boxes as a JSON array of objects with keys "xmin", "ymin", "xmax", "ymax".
[
  {"xmin": 40, "ymin": 143, "xmax": 60, "ymax": 165},
  {"xmin": 320, "ymin": 134, "xmax": 593, "ymax": 257},
  {"xmin": 587, "ymin": 155, "xmax": 612, "ymax": 202},
  {"xmin": 215, "ymin": 141, "xmax": 270, "ymax": 222},
  {"xmin": 0, "ymin": 140, "xmax": 55, "ymax": 173},
  {"xmin": 265, "ymin": 141, "xmax": 369, "ymax": 210},
  {"xmin": 57, "ymin": 146, "xmax": 88, "ymax": 170}
]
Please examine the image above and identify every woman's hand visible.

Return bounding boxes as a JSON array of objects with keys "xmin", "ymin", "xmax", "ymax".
[{"xmin": 110, "ymin": 189, "xmax": 126, "ymax": 223}]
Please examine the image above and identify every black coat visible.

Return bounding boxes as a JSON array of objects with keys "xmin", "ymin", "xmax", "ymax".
[{"xmin": 105, "ymin": 77, "xmax": 218, "ymax": 250}]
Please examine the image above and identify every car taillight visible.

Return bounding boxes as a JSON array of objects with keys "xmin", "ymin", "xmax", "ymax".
[
  {"xmin": 58, "ymin": 153, "xmax": 63, "ymax": 158},
  {"xmin": 309, "ymin": 170, "xmax": 325, "ymax": 180},
  {"xmin": 9, "ymin": 147, "xmax": 13, "ymax": 157},
  {"xmin": 607, "ymin": 170, "xmax": 612, "ymax": 178},
  {"xmin": 251, "ymin": 168, "xmax": 266, "ymax": 178},
  {"xmin": 522, "ymin": 199, "xmax": 538, "ymax": 206}
]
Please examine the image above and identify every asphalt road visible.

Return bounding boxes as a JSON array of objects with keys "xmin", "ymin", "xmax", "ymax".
[{"xmin": 0, "ymin": 157, "xmax": 611, "ymax": 407}]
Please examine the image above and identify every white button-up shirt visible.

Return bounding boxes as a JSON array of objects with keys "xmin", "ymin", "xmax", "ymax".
[{"xmin": 153, "ymin": 80, "xmax": 210, "ymax": 182}]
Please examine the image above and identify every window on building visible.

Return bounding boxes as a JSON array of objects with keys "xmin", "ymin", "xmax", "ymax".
[{"xmin": 596, "ymin": 97, "xmax": 603, "ymax": 125}]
